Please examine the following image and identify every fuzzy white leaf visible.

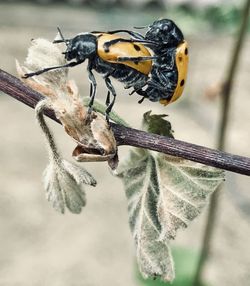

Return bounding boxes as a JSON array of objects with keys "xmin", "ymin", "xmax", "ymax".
[
  {"xmin": 43, "ymin": 160, "xmax": 96, "ymax": 214},
  {"xmin": 24, "ymin": 38, "xmax": 68, "ymax": 86},
  {"xmin": 156, "ymin": 154, "xmax": 224, "ymax": 240},
  {"xmin": 44, "ymin": 163, "xmax": 65, "ymax": 213},
  {"xmin": 117, "ymin": 148, "xmax": 224, "ymax": 282}
]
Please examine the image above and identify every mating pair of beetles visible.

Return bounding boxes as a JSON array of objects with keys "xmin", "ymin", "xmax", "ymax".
[{"xmin": 24, "ymin": 19, "xmax": 189, "ymax": 119}]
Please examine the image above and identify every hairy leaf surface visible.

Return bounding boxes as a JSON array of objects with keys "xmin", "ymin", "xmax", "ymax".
[{"xmin": 117, "ymin": 148, "xmax": 224, "ymax": 282}]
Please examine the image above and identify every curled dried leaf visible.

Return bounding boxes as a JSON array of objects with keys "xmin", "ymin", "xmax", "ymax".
[
  {"xmin": 17, "ymin": 37, "xmax": 118, "ymax": 168},
  {"xmin": 35, "ymin": 99, "xmax": 96, "ymax": 214}
]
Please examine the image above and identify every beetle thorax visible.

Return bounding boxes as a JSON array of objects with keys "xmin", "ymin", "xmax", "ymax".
[{"xmin": 65, "ymin": 33, "xmax": 97, "ymax": 62}]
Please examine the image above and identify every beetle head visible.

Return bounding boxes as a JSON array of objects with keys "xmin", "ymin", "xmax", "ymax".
[
  {"xmin": 145, "ymin": 19, "xmax": 184, "ymax": 47},
  {"xmin": 65, "ymin": 33, "xmax": 97, "ymax": 62}
]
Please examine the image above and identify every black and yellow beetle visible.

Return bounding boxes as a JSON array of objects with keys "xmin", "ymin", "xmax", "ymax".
[
  {"xmin": 24, "ymin": 30, "xmax": 155, "ymax": 118},
  {"xmin": 141, "ymin": 19, "xmax": 189, "ymax": 106},
  {"xmin": 114, "ymin": 19, "xmax": 189, "ymax": 105},
  {"xmin": 24, "ymin": 19, "xmax": 188, "ymax": 115}
]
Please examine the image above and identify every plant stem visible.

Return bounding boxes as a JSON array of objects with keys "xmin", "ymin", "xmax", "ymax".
[
  {"xmin": 1, "ymin": 69, "xmax": 250, "ymax": 176},
  {"xmin": 193, "ymin": 0, "xmax": 250, "ymax": 285}
]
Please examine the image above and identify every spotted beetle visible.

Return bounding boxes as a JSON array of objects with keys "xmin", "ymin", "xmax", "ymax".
[
  {"xmin": 23, "ymin": 29, "xmax": 155, "ymax": 119},
  {"xmin": 106, "ymin": 19, "xmax": 189, "ymax": 105},
  {"xmin": 137, "ymin": 19, "xmax": 188, "ymax": 105},
  {"xmin": 23, "ymin": 19, "xmax": 188, "ymax": 117}
]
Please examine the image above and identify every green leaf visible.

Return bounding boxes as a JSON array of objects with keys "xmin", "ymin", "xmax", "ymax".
[
  {"xmin": 142, "ymin": 111, "xmax": 174, "ymax": 138},
  {"xmin": 137, "ymin": 247, "xmax": 207, "ymax": 286},
  {"xmin": 117, "ymin": 133, "xmax": 224, "ymax": 282},
  {"xmin": 83, "ymin": 98, "xmax": 130, "ymax": 127}
]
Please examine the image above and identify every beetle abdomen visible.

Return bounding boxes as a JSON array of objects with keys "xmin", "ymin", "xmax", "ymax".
[{"xmin": 93, "ymin": 57, "xmax": 148, "ymax": 89}]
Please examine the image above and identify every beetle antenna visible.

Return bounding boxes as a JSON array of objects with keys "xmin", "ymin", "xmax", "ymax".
[
  {"xmin": 22, "ymin": 60, "xmax": 85, "ymax": 78},
  {"xmin": 54, "ymin": 27, "xmax": 69, "ymax": 47},
  {"xmin": 57, "ymin": 27, "xmax": 65, "ymax": 41},
  {"xmin": 133, "ymin": 25, "xmax": 148, "ymax": 29}
]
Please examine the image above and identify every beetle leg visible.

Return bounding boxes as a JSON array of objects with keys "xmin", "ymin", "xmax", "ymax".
[
  {"xmin": 103, "ymin": 38, "xmax": 157, "ymax": 52},
  {"xmin": 129, "ymin": 83, "xmax": 147, "ymax": 95},
  {"xmin": 104, "ymin": 77, "xmax": 116, "ymax": 123},
  {"xmin": 23, "ymin": 60, "xmax": 84, "ymax": 78},
  {"xmin": 92, "ymin": 29, "xmax": 145, "ymax": 40},
  {"xmin": 117, "ymin": 56, "xmax": 157, "ymax": 62},
  {"xmin": 89, "ymin": 83, "xmax": 93, "ymax": 99},
  {"xmin": 87, "ymin": 66, "xmax": 97, "ymax": 113},
  {"xmin": 133, "ymin": 88, "xmax": 147, "ymax": 103},
  {"xmin": 106, "ymin": 30, "xmax": 144, "ymax": 40},
  {"xmin": 105, "ymin": 91, "xmax": 111, "ymax": 107},
  {"xmin": 148, "ymin": 80, "xmax": 175, "ymax": 93},
  {"xmin": 138, "ymin": 96, "xmax": 146, "ymax": 104}
]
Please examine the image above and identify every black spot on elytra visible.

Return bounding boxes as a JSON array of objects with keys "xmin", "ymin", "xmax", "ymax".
[
  {"xmin": 180, "ymin": 79, "xmax": 185, "ymax": 86},
  {"xmin": 104, "ymin": 45, "xmax": 109, "ymax": 53},
  {"xmin": 133, "ymin": 44, "xmax": 141, "ymax": 51},
  {"xmin": 185, "ymin": 47, "xmax": 188, "ymax": 55}
]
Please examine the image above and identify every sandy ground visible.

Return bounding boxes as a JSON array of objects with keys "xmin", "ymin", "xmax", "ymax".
[{"xmin": 0, "ymin": 3, "xmax": 250, "ymax": 286}]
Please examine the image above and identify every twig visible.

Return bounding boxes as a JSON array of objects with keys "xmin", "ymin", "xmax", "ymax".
[
  {"xmin": 1, "ymin": 68, "xmax": 250, "ymax": 176},
  {"xmin": 193, "ymin": 0, "xmax": 250, "ymax": 285}
]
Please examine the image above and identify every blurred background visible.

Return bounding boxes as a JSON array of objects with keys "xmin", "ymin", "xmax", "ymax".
[{"xmin": 0, "ymin": 0, "xmax": 250, "ymax": 285}]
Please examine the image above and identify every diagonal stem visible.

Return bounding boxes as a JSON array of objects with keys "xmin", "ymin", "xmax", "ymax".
[{"xmin": 1, "ymin": 69, "xmax": 250, "ymax": 176}]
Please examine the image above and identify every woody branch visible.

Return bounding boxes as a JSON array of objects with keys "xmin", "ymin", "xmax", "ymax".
[{"xmin": 1, "ymin": 68, "xmax": 250, "ymax": 176}]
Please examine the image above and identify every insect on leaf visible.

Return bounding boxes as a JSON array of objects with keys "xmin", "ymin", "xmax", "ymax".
[
  {"xmin": 116, "ymin": 112, "xmax": 225, "ymax": 282},
  {"xmin": 17, "ymin": 38, "xmax": 118, "ymax": 169}
]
